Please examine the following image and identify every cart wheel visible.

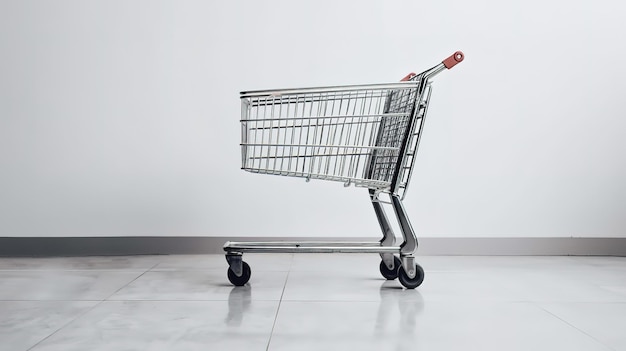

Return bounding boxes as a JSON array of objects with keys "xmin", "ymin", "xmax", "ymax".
[
  {"xmin": 227, "ymin": 261, "xmax": 251, "ymax": 286},
  {"xmin": 379, "ymin": 256, "xmax": 402, "ymax": 280},
  {"xmin": 398, "ymin": 263, "xmax": 424, "ymax": 289}
]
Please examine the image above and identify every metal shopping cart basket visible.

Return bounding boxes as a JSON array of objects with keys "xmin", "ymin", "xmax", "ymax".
[{"xmin": 225, "ymin": 51, "xmax": 465, "ymax": 289}]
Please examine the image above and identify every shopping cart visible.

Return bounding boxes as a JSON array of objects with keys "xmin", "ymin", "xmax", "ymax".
[{"xmin": 225, "ymin": 51, "xmax": 464, "ymax": 289}]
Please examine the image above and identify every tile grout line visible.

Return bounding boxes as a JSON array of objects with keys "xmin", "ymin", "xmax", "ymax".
[
  {"xmin": 265, "ymin": 253, "xmax": 294, "ymax": 351},
  {"xmin": 102, "ymin": 261, "xmax": 163, "ymax": 301},
  {"xmin": 536, "ymin": 305, "xmax": 618, "ymax": 351},
  {"xmin": 24, "ymin": 262, "xmax": 161, "ymax": 351}
]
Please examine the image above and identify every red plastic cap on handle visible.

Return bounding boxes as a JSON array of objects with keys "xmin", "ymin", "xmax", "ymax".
[
  {"xmin": 443, "ymin": 51, "xmax": 464, "ymax": 69},
  {"xmin": 400, "ymin": 72, "xmax": 417, "ymax": 81}
]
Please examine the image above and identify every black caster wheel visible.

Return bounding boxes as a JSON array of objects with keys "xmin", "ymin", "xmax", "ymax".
[
  {"xmin": 398, "ymin": 263, "xmax": 424, "ymax": 289},
  {"xmin": 379, "ymin": 256, "xmax": 402, "ymax": 280},
  {"xmin": 227, "ymin": 261, "xmax": 251, "ymax": 286}
]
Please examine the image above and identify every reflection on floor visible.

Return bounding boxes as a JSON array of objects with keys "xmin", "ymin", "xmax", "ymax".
[{"xmin": 1, "ymin": 254, "xmax": 625, "ymax": 351}]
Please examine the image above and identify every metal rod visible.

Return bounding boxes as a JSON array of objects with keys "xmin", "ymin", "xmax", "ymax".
[
  {"xmin": 391, "ymin": 194, "xmax": 418, "ymax": 255},
  {"xmin": 241, "ymin": 143, "xmax": 399, "ymax": 151},
  {"xmin": 224, "ymin": 243, "xmax": 402, "ymax": 254},
  {"xmin": 225, "ymin": 241, "xmax": 388, "ymax": 248},
  {"xmin": 241, "ymin": 82, "xmax": 420, "ymax": 98}
]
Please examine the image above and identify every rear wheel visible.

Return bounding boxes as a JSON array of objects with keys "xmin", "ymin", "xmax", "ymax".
[
  {"xmin": 227, "ymin": 261, "xmax": 251, "ymax": 286},
  {"xmin": 379, "ymin": 256, "xmax": 402, "ymax": 280}
]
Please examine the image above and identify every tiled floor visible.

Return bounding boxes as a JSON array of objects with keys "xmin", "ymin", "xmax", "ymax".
[{"xmin": 1, "ymin": 254, "xmax": 625, "ymax": 350}]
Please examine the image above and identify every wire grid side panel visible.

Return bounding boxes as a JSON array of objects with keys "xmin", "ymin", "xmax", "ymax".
[
  {"xmin": 241, "ymin": 89, "xmax": 402, "ymax": 188},
  {"xmin": 367, "ymin": 86, "xmax": 420, "ymax": 186},
  {"xmin": 394, "ymin": 82, "xmax": 432, "ymax": 197}
]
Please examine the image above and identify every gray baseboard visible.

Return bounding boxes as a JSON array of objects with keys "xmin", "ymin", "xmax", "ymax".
[{"xmin": 1, "ymin": 237, "xmax": 625, "ymax": 257}]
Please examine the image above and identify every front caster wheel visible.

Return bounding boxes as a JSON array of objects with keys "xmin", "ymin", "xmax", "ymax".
[
  {"xmin": 227, "ymin": 261, "xmax": 251, "ymax": 286},
  {"xmin": 379, "ymin": 256, "xmax": 402, "ymax": 280},
  {"xmin": 398, "ymin": 263, "xmax": 424, "ymax": 289}
]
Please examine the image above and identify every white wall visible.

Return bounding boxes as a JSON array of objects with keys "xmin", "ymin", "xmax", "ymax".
[{"xmin": 1, "ymin": 0, "xmax": 624, "ymax": 238}]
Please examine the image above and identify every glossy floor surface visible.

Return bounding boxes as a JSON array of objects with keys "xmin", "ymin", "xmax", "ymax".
[{"xmin": 1, "ymin": 254, "xmax": 625, "ymax": 351}]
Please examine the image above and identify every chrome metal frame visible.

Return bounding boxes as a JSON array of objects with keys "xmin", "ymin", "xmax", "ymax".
[{"xmin": 225, "ymin": 53, "xmax": 464, "ymax": 286}]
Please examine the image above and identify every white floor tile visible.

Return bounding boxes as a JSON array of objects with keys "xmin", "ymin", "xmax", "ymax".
[
  {"xmin": 268, "ymin": 300, "xmax": 613, "ymax": 351},
  {"xmin": 540, "ymin": 302, "xmax": 626, "ymax": 351},
  {"xmin": 0, "ymin": 271, "xmax": 144, "ymax": 300},
  {"xmin": 0, "ymin": 255, "xmax": 161, "ymax": 271},
  {"xmin": 153, "ymin": 253, "xmax": 293, "ymax": 272},
  {"xmin": 0, "ymin": 301, "xmax": 97, "ymax": 351},
  {"xmin": 28, "ymin": 300, "xmax": 278, "ymax": 351},
  {"xmin": 110, "ymin": 270, "xmax": 288, "ymax": 301}
]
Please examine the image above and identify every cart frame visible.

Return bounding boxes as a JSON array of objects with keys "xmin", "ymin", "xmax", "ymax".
[{"xmin": 225, "ymin": 51, "xmax": 464, "ymax": 289}]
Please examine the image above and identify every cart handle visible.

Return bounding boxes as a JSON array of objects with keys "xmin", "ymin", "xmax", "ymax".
[
  {"xmin": 443, "ymin": 51, "xmax": 464, "ymax": 69},
  {"xmin": 401, "ymin": 51, "xmax": 465, "ymax": 81}
]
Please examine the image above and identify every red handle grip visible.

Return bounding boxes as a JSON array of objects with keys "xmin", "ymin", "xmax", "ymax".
[
  {"xmin": 442, "ymin": 51, "xmax": 464, "ymax": 69},
  {"xmin": 400, "ymin": 72, "xmax": 417, "ymax": 81}
]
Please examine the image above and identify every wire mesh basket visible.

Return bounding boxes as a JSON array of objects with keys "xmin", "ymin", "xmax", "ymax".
[{"xmin": 241, "ymin": 80, "xmax": 426, "ymax": 196}]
